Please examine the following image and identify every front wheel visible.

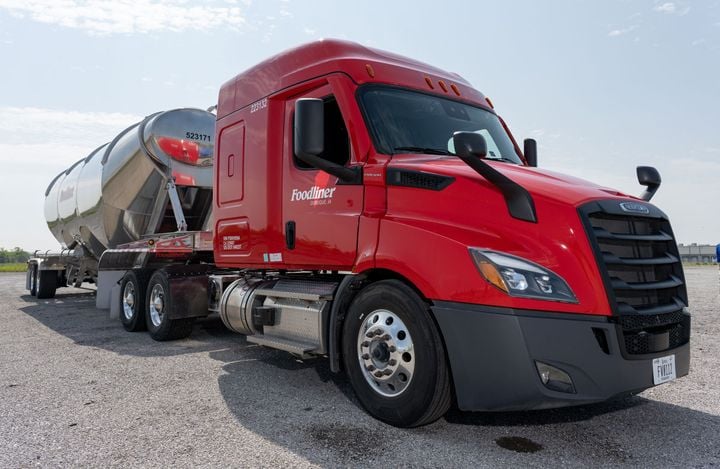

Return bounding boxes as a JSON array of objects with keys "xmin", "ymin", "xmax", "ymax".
[
  {"xmin": 342, "ymin": 280, "xmax": 452, "ymax": 428},
  {"xmin": 145, "ymin": 270, "xmax": 194, "ymax": 341}
]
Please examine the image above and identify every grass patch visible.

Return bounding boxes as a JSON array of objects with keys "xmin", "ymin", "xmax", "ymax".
[{"xmin": 0, "ymin": 263, "xmax": 26, "ymax": 272}]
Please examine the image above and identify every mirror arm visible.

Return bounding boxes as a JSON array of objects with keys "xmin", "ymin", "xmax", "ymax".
[
  {"xmin": 640, "ymin": 185, "xmax": 659, "ymax": 202},
  {"xmin": 453, "ymin": 131, "xmax": 537, "ymax": 223},
  {"xmin": 295, "ymin": 151, "xmax": 361, "ymax": 183},
  {"xmin": 636, "ymin": 166, "xmax": 661, "ymax": 202},
  {"xmin": 458, "ymin": 155, "xmax": 537, "ymax": 223}
]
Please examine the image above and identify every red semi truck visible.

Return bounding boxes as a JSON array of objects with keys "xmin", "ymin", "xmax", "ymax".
[{"xmin": 31, "ymin": 39, "xmax": 690, "ymax": 427}]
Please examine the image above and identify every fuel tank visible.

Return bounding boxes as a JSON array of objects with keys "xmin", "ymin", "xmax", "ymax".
[{"xmin": 44, "ymin": 108, "xmax": 215, "ymax": 258}]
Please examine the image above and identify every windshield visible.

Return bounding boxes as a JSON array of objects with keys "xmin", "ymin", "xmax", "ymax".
[{"xmin": 358, "ymin": 86, "xmax": 523, "ymax": 164}]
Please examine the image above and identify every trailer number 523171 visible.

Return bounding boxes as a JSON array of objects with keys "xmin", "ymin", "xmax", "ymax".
[{"xmin": 185, "ymin": 132, "xmax": 211, "ymax": 141}]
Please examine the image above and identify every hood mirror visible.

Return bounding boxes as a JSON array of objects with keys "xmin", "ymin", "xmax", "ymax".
[
  {"xmin": 452, "ymin": 131, "xmax": 537, "ymax": 223},
  {"xmin": 636, "ymin": 166, "xmax": 661, "ymax": 202},
  {"xmin": 452, "ymin": 131, "xmax": 487, "ymax": 159}
]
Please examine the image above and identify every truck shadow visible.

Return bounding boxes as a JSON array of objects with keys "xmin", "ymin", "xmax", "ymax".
[
  {"xmin": 16, "ymin": 288, "xmax": 720, "ymax": 466},
  {"xmin": 18, "ymin": 289, "xmax": 240, "ymax": 358},
  {"xmin": 212, "ymin": 345, "xmax": 720, "ymax": 466}
]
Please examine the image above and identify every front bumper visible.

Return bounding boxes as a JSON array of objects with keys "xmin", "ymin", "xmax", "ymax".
[{"xmin": 432, "ymin": 301, "xmax": 690, "ymax": 411}]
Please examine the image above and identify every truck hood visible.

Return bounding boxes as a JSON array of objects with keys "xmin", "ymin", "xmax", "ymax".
[{"xmin": 390, "ymin": 155, "xmax": 635, "ymax": 206}]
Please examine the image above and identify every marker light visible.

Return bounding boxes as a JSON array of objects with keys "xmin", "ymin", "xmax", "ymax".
[{"xmin": 469, "ymin": 248, "xmax": 578, "ymax": 303}]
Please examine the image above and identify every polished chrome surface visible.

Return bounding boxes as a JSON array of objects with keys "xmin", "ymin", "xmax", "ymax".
[
  {"xmin": 149, "ymin": 283, "xmax": 165, "ymax": 327},
  {"xmin": 43, "ymin": 108, "xmax": 215, "ymax": 257},
  {"xmin": 122, "ymin": 282, "xmax": 136, "ymax": 320},
  {"xmin": 261, "ymin": 295, "xmax": 329, "ymax": 354},
  {"xmin": 357, "ymin": 309, "xmax": 415, "ymax": 397},
  {"xmin": 219, "ymin": 278, "xmax": 269, "ymax": 335}
]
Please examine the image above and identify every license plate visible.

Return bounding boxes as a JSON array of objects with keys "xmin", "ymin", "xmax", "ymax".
[{"xmin": 652, "ymin": 354, "xmax": 676, "ymax": 385}]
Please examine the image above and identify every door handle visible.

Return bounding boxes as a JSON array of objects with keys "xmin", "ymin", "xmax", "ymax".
[{"xmin": 285, "ymin": 221, "xmax": 296, "ymax": 250}]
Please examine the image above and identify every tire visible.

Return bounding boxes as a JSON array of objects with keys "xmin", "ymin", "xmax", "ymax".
[
  {"xmin": 341, "ymin": 279, "xmax": 452, "ymax": 428},
  {"xmin": 29, "ymin": 264, "xmax": 38, "ymax": 297},
  {"xmin": 36, "ymin": 270, "xmax": 57, "ymax": 299},
  {"xmin": 145, "ymin": 270, "xmax": 194, "ymax": 341},
  {"xmin": 119, "ymin": 270, "xmax": 149, "ymax": 332}
]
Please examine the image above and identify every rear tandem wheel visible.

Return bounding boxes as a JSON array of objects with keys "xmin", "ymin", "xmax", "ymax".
[{"xmin": 145, "ymin": 270, "xmax": 194, "ymax": 341}]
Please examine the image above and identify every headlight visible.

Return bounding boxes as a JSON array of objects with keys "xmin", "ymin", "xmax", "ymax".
[{"xmin": 469, "ymin": 248, "xmax": 578, "ymax": 303}]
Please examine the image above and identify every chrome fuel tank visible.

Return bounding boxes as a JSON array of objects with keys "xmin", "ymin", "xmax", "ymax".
[{"xmin": 44, "ymin": 108, "xmax": 215, "ymax": 258}]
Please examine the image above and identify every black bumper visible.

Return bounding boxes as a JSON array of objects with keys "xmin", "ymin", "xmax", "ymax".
[{"xmin": 432, "ymin": 301, "xmax": 690, "ymax": 411}]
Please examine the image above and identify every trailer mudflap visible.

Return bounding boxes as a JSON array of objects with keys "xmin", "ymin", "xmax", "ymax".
[{"xmin": 164, "ymin": 264, "xmax": 214, "ymax": 319}]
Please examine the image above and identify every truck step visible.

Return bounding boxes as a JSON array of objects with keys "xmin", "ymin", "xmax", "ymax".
[
  {"xmin": 247, "ymin": 334, "xmax": 317, "ymax": 357},
  {"xmin": 254, "ymin": 279, "xmax": 337, "ymax": 302}
]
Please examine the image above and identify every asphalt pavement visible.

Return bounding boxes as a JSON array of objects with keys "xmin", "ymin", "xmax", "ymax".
[{"xmin": 1, "ymin": 267, "xmax": 718, "ymax": 468}]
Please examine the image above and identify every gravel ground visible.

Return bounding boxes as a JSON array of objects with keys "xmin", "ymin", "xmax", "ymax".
[{"xmin": 0, "ymin": 267, "xmax": 718, "ymax": 468}]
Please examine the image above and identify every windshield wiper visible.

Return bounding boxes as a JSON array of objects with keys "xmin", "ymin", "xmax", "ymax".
[
  {"xmin": 484, "ymin": 156, "xmax": 519, "ymax": 164},
  {"xmin": 392, "ymin": 146, "xmax": 454, "ymax": 156}
]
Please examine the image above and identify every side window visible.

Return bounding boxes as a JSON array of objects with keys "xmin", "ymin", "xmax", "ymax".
[{"xmin": 294, "ymin": 96, "xmax": 350, "ymax": 169}]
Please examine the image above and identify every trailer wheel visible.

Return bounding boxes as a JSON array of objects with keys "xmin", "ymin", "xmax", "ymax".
[
  {"xmin": 342, "ymin": 280, "xmax": 452, "ymax": 428},
  {"xmin": 29, "ymin": 264, "xmax": 38, "ymax": 297},
  {"xmin": 36, "ymin": 270, "xmax": 57, "ymax": 299},
  {"xmin": 145, "ymin": 270, "xmax": 194, "ymax": 341},
  {"xmin": 119, "ymin": 270, "xmax": 149, "ymax": 332}
]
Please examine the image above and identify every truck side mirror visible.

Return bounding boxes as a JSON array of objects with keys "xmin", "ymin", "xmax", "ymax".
[
  {"xmin": 294, "ymin": 98, "xmax": 325, "ymax": 158},
  {"xmin": 636, "ymin": 166, "xmax": 661, "ymax": 202},
  {"xmin": 294, "ymin": 98, "xmax": 360, "ymax": 183},
  {"xmin": 452, "ymin": 131, "xmax": 487, "ymax": 159},
  {"xmin": 524, "ymin": 138, "xmax": 537, "ymax": 167}
]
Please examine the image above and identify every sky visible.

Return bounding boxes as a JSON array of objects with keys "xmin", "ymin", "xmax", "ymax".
[{"xmin": 0, "ymin": 0, "xmax": 718, "ymax": 251}]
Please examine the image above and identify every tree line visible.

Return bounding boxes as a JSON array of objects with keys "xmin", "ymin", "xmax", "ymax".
[{"xmin": 0, "ymin": 247, "xmax": 31, "ymax": 264}]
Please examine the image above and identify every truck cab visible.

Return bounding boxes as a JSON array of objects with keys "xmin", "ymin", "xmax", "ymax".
[{"xmin": 211, "ymin": 40, "xmax": 691, "ymax": 426}]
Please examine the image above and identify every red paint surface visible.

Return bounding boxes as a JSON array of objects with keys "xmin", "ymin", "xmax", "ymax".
[{"xmin": 213, "ymin": 39, "xmax": 646, "ymax": 316}]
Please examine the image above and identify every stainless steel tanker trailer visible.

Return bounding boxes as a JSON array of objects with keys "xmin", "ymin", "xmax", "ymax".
[{"xmin": 27, "ymin": 108, "xmax": 216, "ymax": 338}]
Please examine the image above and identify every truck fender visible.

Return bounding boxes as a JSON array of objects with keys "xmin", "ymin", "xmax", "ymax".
[{"xmin": 328, "ymin": 273, "xmax": 367, "ymax": 373}]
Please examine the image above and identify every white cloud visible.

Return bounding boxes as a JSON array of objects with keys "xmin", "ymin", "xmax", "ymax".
[
  {"xmin": 608, "ymin": 25, "xmax": 638, "ymax": 37},
  {"xmin": 0, "ymin": 107, "xmax": 145, "ymax": 250},
  {"xmin": 0, "ymin": 106, "xmax": 142, "ymax": 146},
  {"xmin": 0, "ymin": 107, "xmax": 143, "ymax": 149},
  {"xmin": 653, "ymin": 2, "xmax": 690, "ymax": 15},
  {"xmin": 0, "ymin": 0, "xmax": 248, "ymax": 35},
  {"xmin": 654, "ymin": 2, "xmax": 676, "ymax": 13},
  {"xmin": 303, "ymin": 27, "xmax": 316, "ymax": 36}
]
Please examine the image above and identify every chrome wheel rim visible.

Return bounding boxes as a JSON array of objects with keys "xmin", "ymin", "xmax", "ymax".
[
  {"xmin": 122, "ymin": 282, "xmax": 135, "ymax": 320},
  {"xmin": 149, "ymin": 284, "xmax": 165, "ymax": 327},
  {"xmin": 357, "ymin": 309, "xmax": 415, "ymax": 397}
]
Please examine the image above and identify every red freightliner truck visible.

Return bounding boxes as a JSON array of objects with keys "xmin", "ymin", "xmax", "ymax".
[{"xmin": 28, "ymin": 39, "xmax": 690, "ymax": 427}]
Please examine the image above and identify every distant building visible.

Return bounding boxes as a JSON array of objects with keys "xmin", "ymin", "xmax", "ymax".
[{"xmin": 677, "ymin": 243, "xmax": 717, "ymax": 263}]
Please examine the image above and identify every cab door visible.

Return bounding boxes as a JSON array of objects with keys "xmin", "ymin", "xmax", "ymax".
[{"xmin": 281, "ymin": 83, "xmax": 363, "ymax": 269}]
